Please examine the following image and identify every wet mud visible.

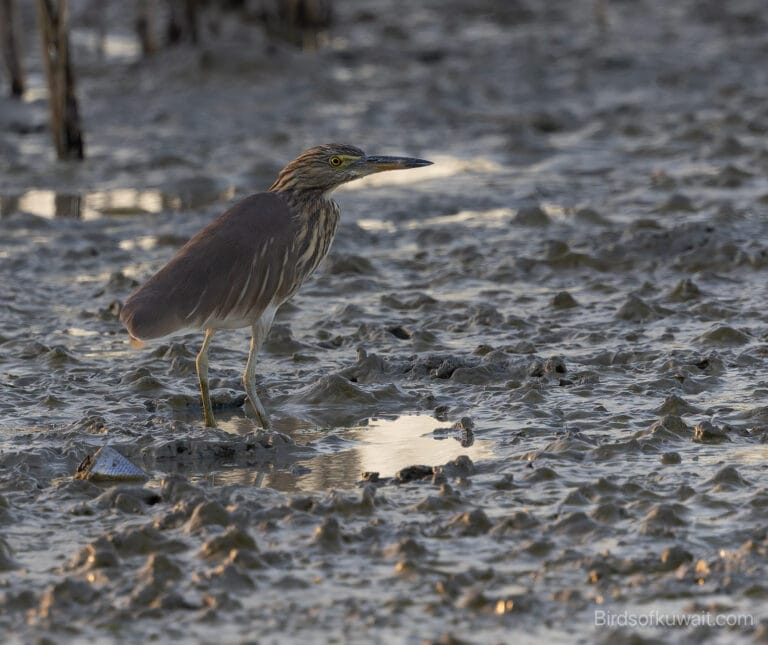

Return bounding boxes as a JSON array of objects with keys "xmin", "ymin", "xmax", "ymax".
[{"xmin": 2, "ymin": 0, "xmax": 768, "ymax": 642}]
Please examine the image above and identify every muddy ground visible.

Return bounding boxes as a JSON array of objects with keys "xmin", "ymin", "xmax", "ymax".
[{"xmin": 2, "ymin": 0, "xmax": 768, "ymax": 642}]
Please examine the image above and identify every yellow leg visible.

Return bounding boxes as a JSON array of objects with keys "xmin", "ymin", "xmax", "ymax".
[
  {"xmin": 243, "ymin": 333, "xmax": 270, "ymax": 429},
  {"xmin": 196, "ymin": 328, "xmax": 216, "ymax": 427},
  {"xmin": 243, "ymin": 310, "xmax": 275, "ymax": 429}
]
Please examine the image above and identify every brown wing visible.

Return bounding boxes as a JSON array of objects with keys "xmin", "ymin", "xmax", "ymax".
[{"xmin": 121, "ymin": 192, "xmax": 298, "ymax": 340}]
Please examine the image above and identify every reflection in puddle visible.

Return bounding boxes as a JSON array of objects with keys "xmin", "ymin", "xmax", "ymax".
[
  {"xmin": 196, "ymin": 414, "xmax": 494, "ymax": 492},
  {"xmin": 71, "ymin": 29, "xmax": 142, "ymax": 62},
  {"xmin": 335, "ymin": 415, "xmax": 490, "ymax": 478},
  {"xmin": 0, "ymin": 185, "xmax": 235, "ymax": 220},
  {"xmin": 1, "ymin": 189, "xmax": 171, "ymax": 219}
]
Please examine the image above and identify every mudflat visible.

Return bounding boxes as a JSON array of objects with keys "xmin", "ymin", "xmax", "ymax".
[{"xmin": 1, "ymin": 1, "xmax": 767, "ymax": 642}]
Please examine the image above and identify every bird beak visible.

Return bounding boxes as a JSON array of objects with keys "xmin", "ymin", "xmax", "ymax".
[{"xmin": 361, "ymin": 155, "xmax": 433, "ymax": 173}]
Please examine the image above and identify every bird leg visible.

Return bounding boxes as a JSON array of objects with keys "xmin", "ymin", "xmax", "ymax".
[
  {"xmin": 243, "ymin": 312, "xmax": 275, "ymax": 429},
  {"xmin": 196, "ymin": 328, "xmax": 217, "ymax": 427}
]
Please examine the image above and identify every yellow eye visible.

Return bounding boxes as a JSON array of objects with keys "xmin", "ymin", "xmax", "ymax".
[{"xmin": 329, "ymin": 156, "xmax": 343, "ymax": 167}]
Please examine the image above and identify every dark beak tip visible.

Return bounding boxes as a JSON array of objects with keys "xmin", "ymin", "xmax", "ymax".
[{"xmin": 365, "ymin": 155, "xmax": 433, "ymax": 170}]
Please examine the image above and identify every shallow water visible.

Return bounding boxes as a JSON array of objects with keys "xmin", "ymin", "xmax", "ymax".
[
  {"xmin": 0, "ymin": 184, "xmax": 234, "ymax": 219},
  {"xmin": 192, "ymin": 414, "xmax": 495, "ymax": 492},
  {"xmin": 2, "ymin": 0, "xmax": 768, "ymax": 642}
]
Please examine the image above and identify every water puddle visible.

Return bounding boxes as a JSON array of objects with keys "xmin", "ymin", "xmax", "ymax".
[
  {"xmin": 71, "ymin": 29, "xmax": 142, "ymax": 62},
  {"xmin": 0, "ymin": 184, "xmax": 235, "ymax": 220},
  {"xmin": 194, "ymin": 414, "xmax": 494, "ymax": 492}
]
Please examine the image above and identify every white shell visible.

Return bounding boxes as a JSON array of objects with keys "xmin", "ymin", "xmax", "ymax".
[{"xmin": 75, "ymin": 445, "xmax": 148, "ymax": 482}]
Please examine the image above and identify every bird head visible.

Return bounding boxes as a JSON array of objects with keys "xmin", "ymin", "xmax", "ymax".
[{"xmin": 270, "ymin": 143, "xmax": 432, "ymax": 194}]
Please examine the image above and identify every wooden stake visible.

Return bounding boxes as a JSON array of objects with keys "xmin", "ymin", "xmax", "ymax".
[
  {"xmin": 0, "ymin": 0, "xmax": 25, "ymax": 97},
  {"xmin": 136, "ymin": 0, "xmax": 156, "ymax": 56},
  {"xmin": 165, "ymin": 0, "xmax": 200, "ymax": 46},
  {"xmin": 36, "ymin": 0, "xmax": 84, "ymax": 160}
]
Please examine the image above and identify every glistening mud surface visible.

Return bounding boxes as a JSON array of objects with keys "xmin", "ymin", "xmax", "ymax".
[{"xmin": 2, "ymin": 0, "xmax": 768, "ymax": 642}]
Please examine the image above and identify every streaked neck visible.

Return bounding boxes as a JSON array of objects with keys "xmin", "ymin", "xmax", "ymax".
[{"xmin": 270, "ymin": 184, "xmax": 336, "ymax": 216}]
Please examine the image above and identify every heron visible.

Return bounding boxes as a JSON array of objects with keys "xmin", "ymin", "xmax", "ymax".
[{"xmin": 120, "ymin": 143, "xmax": 432, "ymax": 429}]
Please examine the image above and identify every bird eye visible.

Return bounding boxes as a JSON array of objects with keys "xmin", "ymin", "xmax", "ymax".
[{"xmin": 329, "ymin": 156, "xmax": 342, "ymax": 167}]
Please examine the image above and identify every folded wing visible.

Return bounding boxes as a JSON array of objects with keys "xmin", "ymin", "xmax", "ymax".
[{"xmin": 121, "ymin": 192, "xmax": 298, "ymax": 340}]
